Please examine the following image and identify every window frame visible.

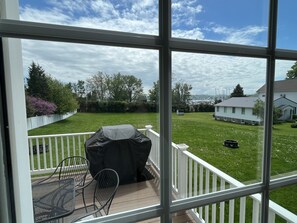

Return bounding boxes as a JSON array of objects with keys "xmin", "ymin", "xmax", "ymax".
[{"xmin": 1, "ymin": 0, "xmax": 297, "ymax": 222}]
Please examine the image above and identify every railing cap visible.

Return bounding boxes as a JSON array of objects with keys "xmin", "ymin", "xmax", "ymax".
[
  {"xmin": 145, "ymin": 125, "xmax": 153, "ymax": 130},
  {"xmin": 176, "ymin": 143, "xmax": 189, "ymax": 151}
]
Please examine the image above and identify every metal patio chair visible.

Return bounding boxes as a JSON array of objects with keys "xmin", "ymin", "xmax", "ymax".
[
  {"xmin": 34, "ymin": 156, "xmax": 90, "ymax": 206},
  {"xmin": 68, "ymin": 168, "xmax": 119, "ymax": 223}
]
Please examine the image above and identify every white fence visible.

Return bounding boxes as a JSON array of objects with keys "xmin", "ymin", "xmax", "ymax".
[
  {"xmin": 29, "ymin": 126, "xmax": 297, "ymax": 223},
  {"xmin": 27, "ymin": 110, "xmax": 77, "ymax": 130}
]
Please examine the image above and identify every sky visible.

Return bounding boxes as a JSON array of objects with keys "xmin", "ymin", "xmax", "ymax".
[{"xmin": 18, "ymin": 0, "xmax": 297, "ymax": 96}]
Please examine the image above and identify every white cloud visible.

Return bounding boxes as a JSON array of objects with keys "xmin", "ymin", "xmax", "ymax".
[
  {"xmin": 19, "ymin": 0, "xmax": 291, "ymax": 96},
  {"xmin": 21, "ymin": 40, "xmax": 158, "ymax": 94},
  {"xmin": 172, "ymin": 28, "xmax": 204, "ymax": 40},
  {"xmin": 211, "ymin": 25, "xmax": 267, "ymax": 45},
  {"xmin": 172, "ymin": 52, "xmax": 267, "ymax": 95}
]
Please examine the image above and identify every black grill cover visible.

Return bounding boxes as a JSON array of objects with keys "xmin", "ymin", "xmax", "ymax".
[{"xmin": 85, "ymin": 124, "xmax": 152, "ymax": 184}]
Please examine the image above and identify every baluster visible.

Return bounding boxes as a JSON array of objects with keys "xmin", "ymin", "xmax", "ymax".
[
  {"xmin": 199, "ymin": 165, "xmax": 203, "ymax": 220},
  {"xmin": 55, "ymin": 137, "xmax": 59, "ymax": 166},
  {"xmin": 66, "ymin": 136, "xmax": 70, "ymax": 157},
  {"xmin": 268, "ymin": 210, "xmax": 276, "ymax": 223},
  {"xmin": 194, "ymin": 162, "xmax": 198, "ymax": 214},
  {"xmin": 239, "ymin": 196, "xmax": 246, "ymax": 223},
  {"xmin": 78, "ymin": 135, "xmax": 82, "ymax": 157},
  {"xmin": 36, "ymin": 139, "xmax": 40, "ymax": 170},
  {"xmin": 220, "ymin": 179, "xmax": 225, "ymax": 223},
  {"xmin": 252, "ymin": 199, "xmax": 260, "ymax": 223},
  {"xmin": 205, "ymin": 169, "xmax": 209, "ymax": 223},
  {"xmin": 29, "ymin": 138, "xmax": 34, "ymax": 171},
  {"xmin": 42, "ymin": 137, "xmax": 47, "ymax": 169},
  {"xmin": 229, "ymin": 198, "xmax": 234, "ymax": 223},
  {"xmin": 61, "ymin": 136, "xmax": 64, "ymax": 161},
  {"xmin": 72, "ymin": 135, "xmax": 76, "ymax": 156},
  {"xmin": 49, "ymin": 137, "xmax": 53, "ymax": 169},
  {"xmin": 189, "ymin": 159, "xmax": 193, "ymax": 198},
  {"xmin": 212, "ymin": 174, "xmax": 217, "ymax": 223}
]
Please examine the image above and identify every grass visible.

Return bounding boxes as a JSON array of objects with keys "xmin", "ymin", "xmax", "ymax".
[{"xmin": 28, "ymin": 112, "xmax": 297, "ymax": 216}]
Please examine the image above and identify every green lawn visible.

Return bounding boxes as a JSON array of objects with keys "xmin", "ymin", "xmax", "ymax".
[{"xmin": 28, "ymin": 112, "xmax": 297, "ymax": 216}]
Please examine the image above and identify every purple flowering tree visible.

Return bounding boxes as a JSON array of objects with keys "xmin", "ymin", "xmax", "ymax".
[{"xmin": 26, "ymin": 96, "xmax": 57, "ymax": 117}]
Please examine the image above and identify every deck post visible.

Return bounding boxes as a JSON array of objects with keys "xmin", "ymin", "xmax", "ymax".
[{"xmin": 176, "ymin": 144, "xmax": 189, "ymax": 199}]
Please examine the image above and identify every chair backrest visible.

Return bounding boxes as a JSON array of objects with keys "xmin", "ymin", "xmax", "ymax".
[
  {"xmin": 57, "ymin": 156, "xmax": 90, "ymax": 189},
  {"xmin": 93, "ymin": 168, "xmax": 119, "ymax": 215}
]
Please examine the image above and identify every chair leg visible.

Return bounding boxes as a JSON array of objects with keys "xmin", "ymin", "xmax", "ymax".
[{"xmin": 82, "ymin": 188, "xmax": 87, "ymax": 211}]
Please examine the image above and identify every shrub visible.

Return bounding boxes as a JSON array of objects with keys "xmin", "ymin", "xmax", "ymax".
[
  {"xmin": 291, "ymin": 123, "xmax": 297, "ymax": 128},
  {"xmin": 26, "ymin": 96, "xmax": 57, "ymax": 117}
]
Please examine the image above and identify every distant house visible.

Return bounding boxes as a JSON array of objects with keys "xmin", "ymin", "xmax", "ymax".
[
  {"xmin": 257, "ymin": 79, "xmax": 297, "ymax": 102},
  {"xmin": 214, "ymin": 80, "xmax": 297, "ymax": 124},
  {"xmin": 257, "ymin": 79, "xmax": 297, "ymax": 120},
  {"xmin": 214, "ymin": 97, "xmax": 261, "ymax": 125},
  {"xmin": 274, "ymin": 97, "xmax": 297, "ymax": 120}
]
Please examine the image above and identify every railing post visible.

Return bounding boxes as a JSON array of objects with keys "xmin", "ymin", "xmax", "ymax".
[
  {"xmin": 145, "ymin": 125, "xmax": 153, "ymax": 135},
  {"xmin": 145, "ymin": 125, "xmax": 154, "ymax": 165},
  {"xmin": 176, "ymin": 143, "xmax": 189, "ymax": 199}
]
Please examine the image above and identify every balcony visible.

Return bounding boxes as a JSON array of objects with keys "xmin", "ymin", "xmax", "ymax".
[{"xmin": 29, "ymin": 126, "xmax": 297, "ymax": 223}]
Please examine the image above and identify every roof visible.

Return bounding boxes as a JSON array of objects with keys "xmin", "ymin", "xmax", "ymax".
[
  {"xmin": 257, "ymin": 79, "xmax": 297, "ymax": 93},
  {"xmin": 215, "ymin": 97, "xmax": 259, "ymax": 108}
]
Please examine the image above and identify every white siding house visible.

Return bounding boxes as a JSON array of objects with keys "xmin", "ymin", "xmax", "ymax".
[
  {"xmin": 257, "ymin": 79, "xmax": 297, "ymax": 120},
  {"xmin": 257, "ymin": 79, "xmax": 297, "ymax": 102},
  {"xmin": 214, "ymin": 97, "xmax": 261, "ymax": 124}
]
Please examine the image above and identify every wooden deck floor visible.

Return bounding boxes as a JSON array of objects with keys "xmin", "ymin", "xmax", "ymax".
[{"xmin": 32, "ymin": 166, "xmax": 196, "ymax": 223}]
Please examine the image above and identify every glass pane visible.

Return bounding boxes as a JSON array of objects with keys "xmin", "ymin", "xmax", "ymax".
[
  {"xmin": 24, "ymin": 40, "xmax": 160, "ymax": 217},
  {"xmin": 277, "ymin": 0, "xmax": 297, "ymax": 50},
  {"xmin": 172, "ymin": 0, "xmax": 269, "ymax": 46},
  {"xmin": 19, "ymin": 0, "xmax": 158, "ymax": 35},
  {"xmin": 270, "ymin": 185, "xmax": 297, "ymax": 222},
  {"xmin": 172, "ymin": 52, "xmax": 265, "ymax": 200},
  {"xmin": 270, "ymin": 60, "xmax": 297, "ymax": 179},
  {"xmin": 176, "ymin": 194, "xmax": 262, "ymax": 223}
]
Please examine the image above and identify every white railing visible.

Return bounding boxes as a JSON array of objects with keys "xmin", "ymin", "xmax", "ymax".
[
  {"xmin": 145, "ymin": 126, "xmax": 297, "ymax": 223},
  {"xmin": 29, "ymin": 126, "xmax": 297, "ymax": 223},
  {"xmin": 28, "ymin": 132, "xmax": 94, "ymax": 174}
]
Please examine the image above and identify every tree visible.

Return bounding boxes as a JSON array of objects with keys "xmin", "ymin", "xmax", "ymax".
[
  {"xmin": 148, "ymin": 80, "xmax": 159, "ymax": 103},
  {"xmin": 71, "ymin": 80, "xmax": 86, "ymax": 103},
  {"xmin": 123, "ymin": 75, "xmax": 143, "ymax": 102},
  {"xmin": 230, "ymin": 84, "xmax": 245, "ymax": 97},
  {"xmin": 47, "ymin": 78, "xmax": 78, "ymax": 114},
  {"xmin": 26, "ymin": 62, "xmax": 78, "ymax": 114},
  {"xmin": 86, "ymin": 72, "xmax": 108, "ymax": 101},
  {"xmin": 172, "ymin": 82, "xmax": 192, "ymax": 106},
  {"xmin": 106, "ymin": 73, "xmax": 127, "ymax": 101},
  {"xmin": 26, "ymin": 62, "xmax": 50, "ymax": 100},
  {"xmin": 253, "ymin": 99, "xmax": 282, "ymax": 124},
  {"xmin": 286, "ymin": 61, "xmax": 297, "ymax": 79}
]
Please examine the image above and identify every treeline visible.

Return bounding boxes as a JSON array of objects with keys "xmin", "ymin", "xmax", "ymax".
[
  {"xmin": 78, "ymin": 101, "xmax": 214, "ymax": 113},
  {"xmin": 79, "ymin": 101, "xmax": 157, "ymax": 113},
  {"xmin": 25, "ymin": 62, "xmax": 214, "ymax": 116}
]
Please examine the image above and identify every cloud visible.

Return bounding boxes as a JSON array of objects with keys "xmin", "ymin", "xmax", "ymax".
[
  {"xmin": 211, "ymin": 25, "xmax": 267, "ymax": 45},
  {"xmin": 172, "ymin": 0, "xmax": 203, "ymax": 28},
  {"xmin": 21, "ymin": 40, "xmax": 158, "ymax": 94},
  {"xmin": 19, "ymin": 0, "xmax": 291, "ymax": 96},
  {"xmin": 172, "ymin": 52, "xmax": 267, "ymax": 95}
]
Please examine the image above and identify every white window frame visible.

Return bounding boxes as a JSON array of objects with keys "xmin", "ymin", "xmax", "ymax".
[{"xmin": 1, "ymin": 0, "xmax": 297, "ymax": 223}]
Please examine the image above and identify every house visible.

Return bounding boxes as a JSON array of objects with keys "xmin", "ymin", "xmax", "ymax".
[
  {"xmin": 257, "ymin": 79, "xmax": 297, "ymax": 102},
  {"xmin": 214, "ymin": 97, "xmax": 261, "ymax": 124},
  {"xmin": 215, "ymin": 79, "xmax": 297, "ymax": 124},
  {"xmin": 257, "ymin": 79, "xmax": 297, "ymax": 120},
  {"xmin": 274, "ymin": 97, "xmax": 297, "ymax": 120}
]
